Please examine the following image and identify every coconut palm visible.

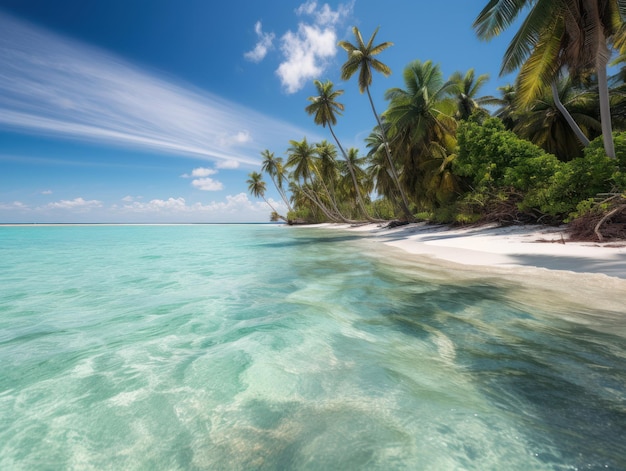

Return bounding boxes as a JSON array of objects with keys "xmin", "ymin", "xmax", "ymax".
[
  {"xmin": 365, "ymin": 125, "xmax": 402, "ymax": 213},
  {"xmin": 338, "ymin": 27, "xmax": 413, "ymax": 219},
  {"xmin": 338, "ymin": 148, "xmax": 374, "ymax": 207},
  {"xmin": 261, "ymin": 150, "xmax": 292, "ymax": 212},
  {"xmin": 286, "ymin": 138, "xmax": 352, "ymax": 223},
  {"xmin": 246, "ymin": 171, "xmax": 286, "ymax": 221},
  {"xmin": 384, "ymin": 60, "xmax": 459, "ymax": 207},
  {"xmin": 482, "ymin": 84, "xmax": 519, "ymax": 130},
  {"xmin": 474, "ymin": 0, "xmax": 626, "ymax": 158},
  {"xmin": 305, "ymin": 80, "xmax": 377, "ymax": 221},
  {"xmin": 449, "ymin": 68, "xmax": 492, "ymax": 120},
  {"xmin": 514, "ymin": 76, "xmax": 602, "ymax": 160}
]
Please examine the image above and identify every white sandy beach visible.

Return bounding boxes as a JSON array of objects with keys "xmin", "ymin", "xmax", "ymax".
[{"xmin": 314, "ymin": 222, "xmax": 626, "ymax": 280}]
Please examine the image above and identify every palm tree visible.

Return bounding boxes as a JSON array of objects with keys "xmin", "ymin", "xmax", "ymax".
[
  {"xmin": 286, "ymin": 138, "xmax": 352, "ymax": 223},
  {"xmin": 339, "ymin": 148, "xmax": 374, "ymax": 208},
  {"xmin": 338, "ymin": 26, "xmax": 413, "ymax": 219},
  {"xmin": 514, "ymin": 76, "xmax": 602, "ymax": 160},
  {"xmin": 482, "ymin": 83, "xmax": 519, "ymax": 130},
  {"xmin": 449, "ymin": 68, "xmax": 492, "ymax": 120},
  {"xmin": 384, "ymin": 60, "xmax": 459, "ymax": 207},
  {"xmin": 474, "ymin": 0, "xmax": 625, "ymax": 158},
  {"xmin": 305, "ymin": 80, "xmax": 377, "ymax": 221},
  {"xmin": 261, "ymin": 150, "xmax": 292, "ymax": 212},
  {"xmin": 366, "ymin": 126, "xmax": 403, "ymax": 214},
  {"xmin": 246, "ymin": 172, "xmax": 286, "ymax": 221}
]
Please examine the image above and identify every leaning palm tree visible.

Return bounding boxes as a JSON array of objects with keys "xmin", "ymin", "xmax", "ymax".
[
  {"xmin": 514, "ymin": 76, "xmax": 602, "ymax": 160},
  {"xmin": 261, "ymin": 150, "xmax": 292, "ymax": 212},
  {"xmin": 286, "ymin": 138, "xmax": 351, "ymax": 223},
  {"xmin": 338, "ymin": 26, "xmax": 413, "ymax": 220},
  {"xmin": 305, "ymin": 79, "xmax": 380, "ymax": 221},
  {"xmin": 246, "ymin": 171, "xmax": 286, "ymax": 222},
  {"xmin": 474, "ymin": 0, "xmax": 625, "ymax": 158}
]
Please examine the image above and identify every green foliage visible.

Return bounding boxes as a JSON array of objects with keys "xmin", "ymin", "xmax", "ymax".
[
  {"xmin": 454, "ymin": 117, "xmax": 545, "ymax": 192},
  {"xmin": 523, "ymin": 145, "xmax": 615, "ymax": 216},
  {"xmin": 453, "ymin": 117, "xmax": 621, "ymax": 222},
  {"xmin": 369, "ymin": 198, "xmax": 398, "ymax": 220}
]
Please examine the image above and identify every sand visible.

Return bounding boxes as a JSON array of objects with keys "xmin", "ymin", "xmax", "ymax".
[{"xmin": 312, "ymin": 222, "xmax": 626, "ymax": 280}]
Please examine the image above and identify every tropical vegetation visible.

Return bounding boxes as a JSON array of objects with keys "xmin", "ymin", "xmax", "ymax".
[{"xmin": 247, "ymin": 2, "xmax": 626, "ymax": 240}]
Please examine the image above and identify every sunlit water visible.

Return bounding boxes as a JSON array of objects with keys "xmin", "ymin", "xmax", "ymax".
[{"xmin": 0, "ymin": 224, "xmax": 625, "ymax": 470}]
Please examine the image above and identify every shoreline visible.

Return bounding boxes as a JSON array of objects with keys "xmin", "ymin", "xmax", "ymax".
[{"xmin": 305, "ymin": 222, "xmax": 626, "ymax": 280}]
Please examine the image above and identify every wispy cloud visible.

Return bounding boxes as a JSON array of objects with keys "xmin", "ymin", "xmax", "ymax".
[
  {"xmin": 0, "ymin": 13, "xmax": 313, "ymax": 166},
  {"xmin": 0, "ymin": 201, "xmax": 29, "ymax": 211},
  {"xmin": 277, "ymin": 1, "xmax": 353, "ymax": 93},
  {"xmin": 244, "ymin": 21, "xmax": 275, "ymax": 63},
  {"xmin": 46, "ymin": 197, "xmax": 103, "ymax": 210}
]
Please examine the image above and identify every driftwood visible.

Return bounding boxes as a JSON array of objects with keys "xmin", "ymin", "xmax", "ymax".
[
  {"xmin": 568, "ymin": 194, "xmax": 626, "ymax": 242},
  {"xmin": 594, "ymin": 204, "xmax": 626, "ymax": 242}
]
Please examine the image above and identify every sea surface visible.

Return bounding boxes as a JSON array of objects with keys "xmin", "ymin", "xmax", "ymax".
[{"xmin": 0, "ymin": 224, "xmax": 625, "ymax": 470}]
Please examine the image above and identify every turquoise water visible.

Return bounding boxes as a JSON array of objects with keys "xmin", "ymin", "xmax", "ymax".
[{"xmin": 0, "ymin": 224, "xmax": 625, "ymax": 470}]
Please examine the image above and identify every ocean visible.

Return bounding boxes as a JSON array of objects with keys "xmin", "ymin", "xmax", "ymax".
[{"xmin": 0, "ymin": 224, "xmax": 625, "ymax": 470}]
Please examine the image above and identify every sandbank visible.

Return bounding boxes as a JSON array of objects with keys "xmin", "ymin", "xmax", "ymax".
[{"xmin": 310, "ymin": 222, "xmax": 626, "ymax": 280}]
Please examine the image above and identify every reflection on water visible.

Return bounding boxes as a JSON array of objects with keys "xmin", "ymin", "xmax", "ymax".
[{"xmin": 0, "ymin": 225, "xmax": 624, "ymax": 470}]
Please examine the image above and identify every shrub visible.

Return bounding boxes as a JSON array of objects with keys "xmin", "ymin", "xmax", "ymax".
[{"xmin": 454, "ymin": 117, "xmax": 546, "ymax": 192}]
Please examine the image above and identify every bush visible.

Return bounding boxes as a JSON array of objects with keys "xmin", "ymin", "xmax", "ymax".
[
  {"xmin": 454, "ymin": 117, "xmax": 546, "ymax": 192},
  {"xmin": 524, "ymin": 146, "xmax": 615, "ymax": 217}
]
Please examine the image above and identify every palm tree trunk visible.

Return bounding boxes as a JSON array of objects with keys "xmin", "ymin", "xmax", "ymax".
[
  {"xmin": 596, "ymin": 50, "xmax": 616, "ymax": 159},
  {"xmin": 273, "ymin": 177, "xmax": 293, "ymax": 212},
  {"xmin": 327, "ymin": 124, "xmax": 383, "ymax": 222},
  {"xmin": 301, "ymin": 186, "xmax": 347, "ymax": 223},
  {"xmin": 550, "ymin": 81, "xmax": 590, "ymax": 147},
  {"xmin": 308, "ymin": 163, "xmax": 356, "ymax": 223},
  {"xmin": 268, "ymin": 175, "xmax": 293, "ymax": 212},
  {"xmin": 365, "ymin": 86, "xmax": 414, "ymax": 220},
  {"xmin": 261, "ymin": 196, "xmax": 287, "ymax": 222}
]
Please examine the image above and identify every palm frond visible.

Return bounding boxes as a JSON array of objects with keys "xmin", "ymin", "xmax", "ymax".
[
  {"xmin": 474, "ymin": 0, "xmax": 530, "ymax": 40},
  {"xmin": 501, "ymin": 0, "xmax": 559, "ymax": 74}
]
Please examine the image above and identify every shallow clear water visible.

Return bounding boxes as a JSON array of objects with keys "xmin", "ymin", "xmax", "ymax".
[{"xmin": 0, "ymin": 224, "xmax": 625, "ymax": 470}]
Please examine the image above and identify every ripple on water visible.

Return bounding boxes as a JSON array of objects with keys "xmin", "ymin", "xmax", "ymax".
[{"xmin": 0, "ymin": 225, "xmax": 624, "ymax": 470}]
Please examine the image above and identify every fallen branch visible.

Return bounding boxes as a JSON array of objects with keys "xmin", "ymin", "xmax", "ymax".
[{"xmin": 594, "ymin": 204, "xmax": 626, "ymax": 242}]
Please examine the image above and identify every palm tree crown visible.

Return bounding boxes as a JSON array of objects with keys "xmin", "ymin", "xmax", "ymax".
[
  {"xmin": 338, "ymin": 26, "xmax": 393, "ymax": 93},
  {"xmin": 474, "ymin": 0, "xmax": 626, "ymax": 157},
  {"xmin": 305, "ymin": 80, "xmax": 345, "ymax": 127}
]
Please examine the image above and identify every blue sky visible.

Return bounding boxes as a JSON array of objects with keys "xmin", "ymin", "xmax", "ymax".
[{"xmin": 0, "ymin": 0, "xmax": 519, "ymax": 223}]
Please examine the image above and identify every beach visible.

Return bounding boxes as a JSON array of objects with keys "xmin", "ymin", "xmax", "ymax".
[{"xmin": 313, "ymin": 222, "xmax": 626, "ymax": 280}]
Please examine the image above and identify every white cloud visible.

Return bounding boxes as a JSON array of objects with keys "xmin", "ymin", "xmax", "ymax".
[
  {"xmin": 191, "ymin": 177, "xmax": 224, "ymax": 191},
  {"xmin": 180, "ymin": 166, "xmax": 223, "ymax": 190},
  {"xmin": 0, "ymin": 13, "xmax": 316, "ymax": 168},
  {"xmin": 275, "ymin": 1, "xmax": 353, "ymax": 94},
  {"xmin": 244, "ymin": 21, "xmax": 275, "ymax": 63},
  {"xmin": 219, "ymin": 130, "xmax": 252, "ymax": 147},
  {"xmin": 0, "ymin": 201, "xmax": 29, "ymax": 210},
  {"xmin": 41, "ymin": 189, "xmax": 53, "ymax": 195},
  {"xmin": 0, "ymin": 194, "xmax": 285, "ymax": 223},
  {"xmin": 190, "ymin": 167, "xmax": 217, "ymax": 177},
  {"xmin": 216, "ymin": 160, "xmax": 240, "ymax": 169},
  {"xmin": 46, "ymin": 197, "xmax": 102, "ymax": 210},
  {"xmin": 277, "ymin": 24, "xmax": 337, "ymax": 94},
  {"xmin": 116, "ymin": 193, "xmax": 285, "ymax": 222}
]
